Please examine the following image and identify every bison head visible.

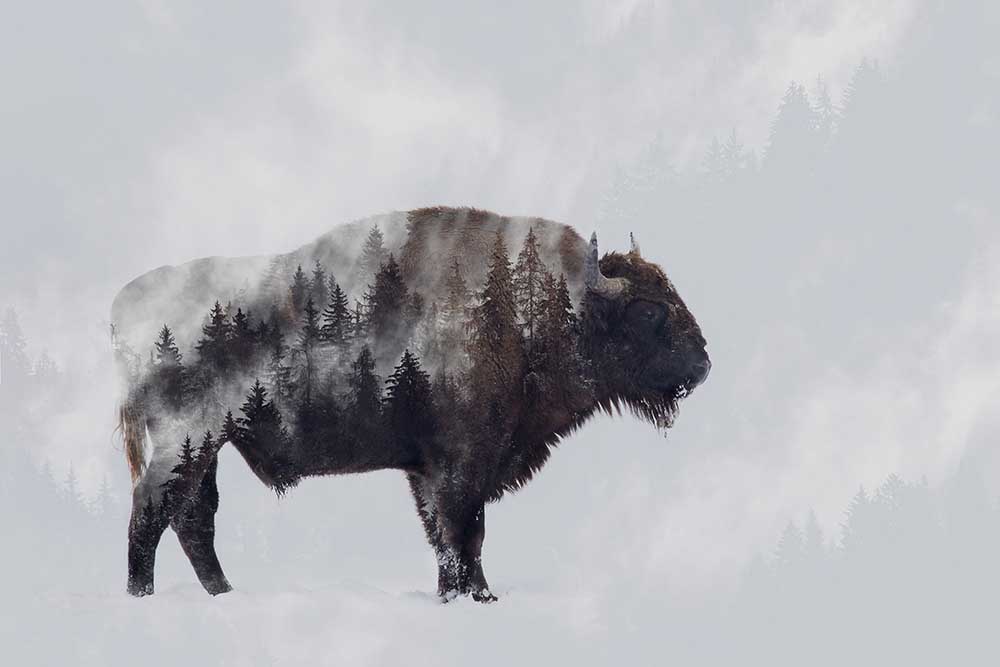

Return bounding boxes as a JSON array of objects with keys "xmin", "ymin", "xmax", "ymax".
[{"xmin": 582, "ymin": 233, "xmax": 711, "ymax": 428}]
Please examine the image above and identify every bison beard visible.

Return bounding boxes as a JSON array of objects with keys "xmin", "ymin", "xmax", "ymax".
[{"xmin": 113, "ymin": 207, "xmax": 710, "ymax": 601}]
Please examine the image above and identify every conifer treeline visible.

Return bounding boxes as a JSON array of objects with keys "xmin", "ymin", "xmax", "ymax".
[{"xmin": 147, "ymin": 225, "xmax": 585, "ymax": 483}]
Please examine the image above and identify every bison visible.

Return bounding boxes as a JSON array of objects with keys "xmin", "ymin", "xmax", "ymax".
[{"xmin": 112, "ymin": 207, "xmax": 710, "ymax": 601}]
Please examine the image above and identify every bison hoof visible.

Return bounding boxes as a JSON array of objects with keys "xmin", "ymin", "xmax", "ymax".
[
  {"xmin": 472, "ymin": 589, "xmax": 498, "ymax": 604},
  {"xmin": 205, "ymin": 579, "xmax": 233, "ymax": 596},
  {"xmin": 127, "ymin": 582, "xmax": 154, "ymax": 597}
]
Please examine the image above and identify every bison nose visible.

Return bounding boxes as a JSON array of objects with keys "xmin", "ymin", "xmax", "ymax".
[{"xmin": 687, "ymin": 356, "xmax": 711, "ymax": 388}]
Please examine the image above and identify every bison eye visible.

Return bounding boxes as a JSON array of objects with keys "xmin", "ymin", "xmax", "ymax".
[{"xmin": 626, "ymin": 300, "xmax": 666, "ymax": 329}]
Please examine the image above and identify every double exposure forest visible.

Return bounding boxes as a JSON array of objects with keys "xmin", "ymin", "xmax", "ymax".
[
  {"xmin": 114, "ymin": 219, "xmax": 586, "ymax": 495},
  {"xmin": 2, "ymin": 56, "xmax": 999, "ymax": 655}
]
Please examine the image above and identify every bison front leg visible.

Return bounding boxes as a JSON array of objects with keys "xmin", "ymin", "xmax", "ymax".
[
  {"xmin": 439, "ymin": 502, "xmax": 496, "ymax": 603},
  {"xmin": 408, "ymin": 474, "xmax": 496, "ymax": 602}
]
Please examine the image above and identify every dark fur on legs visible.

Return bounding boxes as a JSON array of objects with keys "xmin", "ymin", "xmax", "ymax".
[
  {"xmin": 170, "ymin": 456, "xmax": 232, "ymax": 595},
  {"xmin": 126, "ymin": 494, "xmax": 170, "ymax": 596}
]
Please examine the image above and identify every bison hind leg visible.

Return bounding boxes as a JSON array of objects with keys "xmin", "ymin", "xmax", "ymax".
[{"xmin": 170, "ymin": 455, "xmax": 232, "ymax": 595}]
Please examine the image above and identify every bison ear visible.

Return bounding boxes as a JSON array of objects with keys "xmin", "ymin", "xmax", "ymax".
[
  {"xmin": 629, "ymin": 233, "xmax": 641, "ymax": 256},
  {"xmin": 585, "ymin": 232, "xmax": 629, "ymax": 298}
]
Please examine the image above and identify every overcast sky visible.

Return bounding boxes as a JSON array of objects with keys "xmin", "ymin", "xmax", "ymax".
[{"xmin": 2, "ymin": 0, "xmax": 998, "ymax": 589}]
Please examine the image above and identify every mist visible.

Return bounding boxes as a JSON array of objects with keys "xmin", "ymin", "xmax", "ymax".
[{"xmin": 2, "ymin": 1, "xmax": 998, "ymax": 665}]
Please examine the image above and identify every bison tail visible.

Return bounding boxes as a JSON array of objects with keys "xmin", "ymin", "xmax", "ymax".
[{"xmin": 117, "ymin": 398, "xmax": 147, "ymax": 485}]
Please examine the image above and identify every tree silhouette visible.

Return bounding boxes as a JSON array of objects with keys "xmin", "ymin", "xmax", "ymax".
[
  {"xmin": 238, "ymin": 380, "xmax": 290, "ymax": 454},
  {"xmin": 0, "ymin": 307, "xmax": 30, "ymax": 390},
  {"xmin": 368, "ymin": 254, "xmax": 411, "ymax": 365},
  {"xmin": 161, "ymin": 434, "xmax": 197, "ymax": 507},
  {"xmin": 361, "ymin": 225, "xmax": 389, "ymax": 278},
  {"xmin": 230, "ymin": 308, "xmax": 256, "ymax": 370},
  {"xmin": 289, "ymin": 265, "xmax": 309, "ymax": 314},
  {"xmin": 512, "ymin": 227, "xmax": 548, "ymax": 350},
  {"xmin": 309, "ymin": 261, "xmax": 328, "ymax": 311},
  {"xmin": 384, "ymin": 350, "xmax": 435, "ymax": 450},
  {"xmin": 468, "ymin": 231, "xmax": 523, "ymax": 398},
  {"xmin": 535, "ymin": 273, "xmax": 583, "ymax": 396},
  {"xmin": 439, "ymin": 258, "xmax": 471, "ymax": 372},
  {"xmin": 154, "ymin": 324, "xmax": 182, "ymax": 366},
  {"xmin": 196, "ymin": 301, "xmax": 232, "ymax": 373},
  {"xmin": 265, "ymin": 332, "xmax": 293, "ymax": 407},
  {"xmin": 196, "ymin": 430, "xmax": 216, "ymax": 468},
  {"xmin": 153, "ymin": 324, "xmax": 185, "ymax": 409},
  {"xmin": 320, "ymin": 281, "xmax": 352, "ymax": 352},
  {"xmin": 296, "ymin": 297, "xmax": 321, "ymax": 400},
  {"xmin": 345, "ymin": 346, "xmax": 382, "ymax": 447},
  {"xmin": 765, "ymin": 82, "xmax": 819, "ymax": 174}
]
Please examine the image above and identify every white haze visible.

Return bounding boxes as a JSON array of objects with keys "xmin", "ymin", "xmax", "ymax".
[{"xmin": 2, "ymin": 1, "xmax": 999, "ymax": 665}]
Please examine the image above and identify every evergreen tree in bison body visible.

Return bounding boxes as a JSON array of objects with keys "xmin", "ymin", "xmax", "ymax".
[
  {"xmin": 235, "ymin": 379, "xmax": 296, "ymax": 493},
  {"xmin": 468, "ymin": 231, "xmax": 524, "ymax": 400},
  {"xmin": 512, "ymin": 227, "xmax": 548, "ymax": 350},
  {"xmin": 368, "ymin": 254, "xmax": 412, "ymax": 368},
  {"xmin": 320, "ymin": 281, "xmax": 352, "ymax": 352},
  {"xmin": 345, "ymin": 346, "xmax": 384, "ymax": 457},
  {"xmin": 196, "ymin": 301, "xmax": 233, "ymax": 374},
  {"xmin": 384, "ymin": 349, "xmax": 435, "ymax": 451},
  {"xmin": 360, "ymin": 225, "xmax": 389, "ymax": 278},
  {"xmin": 309, "ymin": 261, "xmax": 329, "ymax": 312},
  {"xmin": 230, "ymin": 307, "xmax": 257, "ymax": 370},
  {"xmin": 153, "ymin": 324, "xmax": 186, "ymax": 410},
  {"xmin": 289, "ymin": 264, "xmax": 309, "ymax": 314},
  {"xmin": 296, "ymin": 297, "xmax": 322, "ymax": 401}
]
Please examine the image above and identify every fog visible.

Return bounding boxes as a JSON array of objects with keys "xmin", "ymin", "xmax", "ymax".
[{"xmin": 2, "ymin": 1, "xmax": 998, "ymax": 664}]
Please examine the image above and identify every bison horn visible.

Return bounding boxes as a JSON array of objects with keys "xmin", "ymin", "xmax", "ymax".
[
  {"xmin": 629, "ymin": 232, "xmax": 641, "ymax": 256},
  {"xmin": 585, "ymin": 232, "xmax": 629, "ymax": 298}
]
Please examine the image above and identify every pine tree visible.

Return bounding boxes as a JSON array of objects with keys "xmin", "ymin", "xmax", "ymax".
[
  {"xmin": 261, "ymin": 256, "xmax": 290, "ymax": 303},
  {"xmin": 841, "ymin": 486, "xmax": 874, "ymax": 556},
  {"xmin": 196, "ymin": 301, "xmax": 232, "ymax": 372},
  {"xmin": 415, "ymin": 301, "xmax": 442, "ymax": 370},
  {"xmin": 310, "ymin": 261, "xmax": 328, "ymax": 311},
  {"xmin": 346, "ymin": 346, "xmax": 382, "ymax": 435},
  {"xmin": 161, "ymin": 434, "xmax": 196, "ymax": 506},
  {"xmin": 368, "ymin": 254, "xmax": 411, "ymax": 364},
  {"xmin": 289, "ymin": 265, "xmax": 309, "ymax": 314},
  {"xmin": 384, "ymin": 350, "xmax": 435, "ymax": 446},
  {"xmin": 172, "ymin": 435, "xmax": 196, "ymax": 477},
  {"xmin": 154, "ymin": 324, "xmax": 182, "ymax": 366},
  {"xmin": 774, "ymin": 520, "xmax": 804, "ymax": 573},
  {"xmin": 722, "ymin": 128, "xmax": 749, "ymax": 178},
  {"xmin": 361, "ymin": 225, "xmax": 389, "ymax": 278},
  {"xmin": 537, "ymin": 273, "xmax": 578, "ymax": 363},
  {"xmin": 442, "ymin": 257, "xmax": 471, "ymax": 322},
  {"xmin": 512, "ymin": 227, "xmax": 548, "ymax": 349},
  {"xmin": 320, "ymin": 282, "xmax": 352, "ymax": 351},
  {"xmin": 764, "ymin": 81, "xmax": 819, "ymax": 174},
  {"xmin": 439, "ymin": 259, "xmax": 471, "ymax": 372},
  {"xmin": 468, "ymin": 231, "xmax": 523, "ymax": 395},
  {"xmin": 154, "ymin": 324, "xmax": 186, "ymax": 409},
  {"xmin": 239, "ymin": 379, "xmax": 290, "ymax": 452},
  {"xmin": 812, "ymin": 75, "xmax": 838, "ymax": 152},
  {"xmin": 196, "ymin": 430, "xmax": 216, "ymax": 468},
  {"xmin": 231, "ymin": 308, "xmax": 256, "ymax": 370},
  {"xmin": 221, "ymin": 410, "xmax": 240, "ymax": 445},
  {"xmin": 0, "ymin": 307, "xmax": 30, "ymax": 389},
  {"xmin": 296, "ymin": 297, "xmax": 321, "ymax": 400},
  {"xmin": 265, "ymin": 331, "xmax": 293, "ymax": 406}
]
